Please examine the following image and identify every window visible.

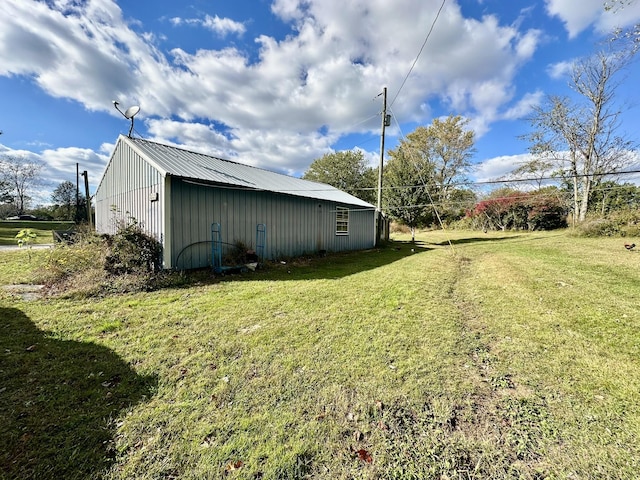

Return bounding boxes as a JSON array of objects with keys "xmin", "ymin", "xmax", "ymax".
[{"xmin": 336, "ymin": 206, "xmax": 349, "ymax": 235}]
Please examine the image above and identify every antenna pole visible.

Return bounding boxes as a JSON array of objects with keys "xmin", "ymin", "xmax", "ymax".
[
  {"xmin": 376, "ymin": 87, "xmax": 388, "ymax": 245},
  {"xmin": 128, "ymin": 118, "xmax": 134, "ymax": 138}
]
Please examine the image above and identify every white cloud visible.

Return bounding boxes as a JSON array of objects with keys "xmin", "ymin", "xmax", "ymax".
[
  {"xmin": 473, "ymin": 153, "xmax": 534, "ymax": 183},
  {"xmin": 545, "ymin": 0, "xmax": 640, "ymax": 38},
  {"xmin": 171, "ymin": 14, "xmax": 246, "ymax": 37},
  {"xmin": 202, "ymin": 15, "xmax": 246, "ymax": 37},
  {"xmin": 547, "ymin": 60, "xmax": 574, "ymax": 79},
  {"xmin": 502, "ymin": 91, "xmax": 544, "ymax": 120},
  {"xmin": 0, "ymin": 143, "xmax": 110, "ymax": 204},
  {"xmin": 0, "ymin": 0, "xmax": 544, "ymax": 176}
]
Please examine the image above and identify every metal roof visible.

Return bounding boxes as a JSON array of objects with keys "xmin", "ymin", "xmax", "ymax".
[{"xmin": 122, "ymin": 136, "xmax": 374, "ymax": 208}]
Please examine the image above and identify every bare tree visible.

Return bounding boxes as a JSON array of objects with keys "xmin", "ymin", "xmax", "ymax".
[
  {"xmin": 606, "ymin": 0, "xmax": 640, "ymax": 51},
  {"xmin": 0, "ymin": 154, "xmax": 44, "ymax": 215},
  {"xmin": 519, "ymin": 46, "xmax": 636, "ymax": 223}
]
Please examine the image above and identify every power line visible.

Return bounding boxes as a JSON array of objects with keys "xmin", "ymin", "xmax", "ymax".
[{"xmin": 389, "ymin": 0, "xmax": 448, "ymax": 109}]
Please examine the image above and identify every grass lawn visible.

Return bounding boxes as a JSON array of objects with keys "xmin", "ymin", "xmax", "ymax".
[
  {"xmin": 0, "ymin": 221, "xmax": 75, "ymax": 245},
  {"xmin": 1, "ymin": 229, "xmax": 639, "ymax": 479}
]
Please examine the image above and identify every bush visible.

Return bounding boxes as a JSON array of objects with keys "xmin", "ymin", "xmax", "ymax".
[
  {"xmin": 104, "ymin": 222, "xmax": 162, "ymax": 275},
  {"xmin": 464, "ymin": 190, "xmax": 568, "ymax": 232},
  {"xmin": 39, "ymin": 219, "xmax": 174, "ymax": 298},
  {"xmin": 389, "ymin": 222, "xmax": 411, "ymax": 234},
  {"xmin": 41, "ymin": 229, "xmax": 106, "ymax": 284},
  {"xmin": 572, "ymin": 209, "xmax": 640, "ymax": 237}
]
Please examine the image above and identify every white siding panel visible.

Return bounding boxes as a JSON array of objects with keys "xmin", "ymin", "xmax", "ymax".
[{"xmin": 95, "ymin": 140, "xmax": 164, "ymax": 243}]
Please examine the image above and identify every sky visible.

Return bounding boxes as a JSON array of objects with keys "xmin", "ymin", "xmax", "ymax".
[{"xmin": 1, "ymin": 0, "xmax": 640, "ymax": 205}]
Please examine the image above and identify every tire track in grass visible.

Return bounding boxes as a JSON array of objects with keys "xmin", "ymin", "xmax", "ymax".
[{"xmin": 444, "ymin": 253, "xmax": 559, "ymax": 478}]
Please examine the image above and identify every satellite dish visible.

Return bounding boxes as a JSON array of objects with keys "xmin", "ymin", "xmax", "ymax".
[
  {"xmin": 112, "ymin": 100, "xmax": 141, "ymax": 138},
  {"xmin": 124, "ymin": 105, "xmax": 140, "ymax": 119}
]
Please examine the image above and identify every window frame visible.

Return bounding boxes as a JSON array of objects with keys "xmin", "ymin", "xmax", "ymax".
[{"xmin": 335, "ymin": 206, "xmax": 349, "ymax": 236}]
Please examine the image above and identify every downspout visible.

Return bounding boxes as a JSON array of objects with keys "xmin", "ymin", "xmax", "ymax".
[{"xmin": 162, "ymin": 174, "xmax": 172, "ymax": 269}]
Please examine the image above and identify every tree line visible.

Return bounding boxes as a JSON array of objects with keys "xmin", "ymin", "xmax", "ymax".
[
  {"xmin": 303, "ymin": 38, "xmax": 639, "ymax": 237},
  {"xmin": 0, "ymin": 154, "xmax": 88, "ymax": 221}
]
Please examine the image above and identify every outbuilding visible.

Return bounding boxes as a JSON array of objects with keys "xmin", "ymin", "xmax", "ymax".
[{"xmin": 94, "ymin": 135, "xmax": 378, "ymax": 270}]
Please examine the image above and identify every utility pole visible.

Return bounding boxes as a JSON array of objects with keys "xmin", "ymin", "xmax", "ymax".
[
  {"xmin": 376, "ymin": 87, "xmax": 390, "ymax": 244},
  {"xmin": 76, "ymin": 163, "xmax": 80, "ymax": 222},
  {"xmin": 81, "ymin": 170, "xmax": 93, "ymax": 230}
]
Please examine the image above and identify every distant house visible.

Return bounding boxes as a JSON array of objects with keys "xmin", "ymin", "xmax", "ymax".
[{"xmin": 94, "ymin": 135, "xmax": 377, "ymax": 270}]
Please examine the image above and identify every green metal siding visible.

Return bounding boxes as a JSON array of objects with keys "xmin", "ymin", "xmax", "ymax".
[{"xmin": 170, "ymin": 179, "xmax": 375, "ymax": 270}]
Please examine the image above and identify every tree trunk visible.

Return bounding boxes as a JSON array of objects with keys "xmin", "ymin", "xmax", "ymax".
[
  {"xmin": 578, "ymin": 176, "xmax": 591, "ymax": 222},
  {"xmin": 572, "ymin": 176, "xmax": 580, "ymax": 226}
]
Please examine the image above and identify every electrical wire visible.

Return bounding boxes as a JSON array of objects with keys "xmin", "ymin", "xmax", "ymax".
[{"xmin": 389, "ymin": 0, "xmax": 448, "ymax": 109}]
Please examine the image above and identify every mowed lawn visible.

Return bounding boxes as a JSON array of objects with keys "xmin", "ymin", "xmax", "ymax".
[{"xmin": 1, "ymin": 230, "xmax": 639, "ymax": 479}]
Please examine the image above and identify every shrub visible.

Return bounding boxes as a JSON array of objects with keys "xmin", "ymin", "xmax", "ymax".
[
  {"xmin": 390, "ymin": 222, "xmax": 411, "ymax": 234},
  {"xmin": 39, "ymin": 219, "xmax": 174, "ymax": 298},
  {"xmin": 572, "ymin": 209, "xmax": 640, "ymax": 237},
  {"xmin": 41, "ymin": 229, "xmax": 106, "ymax": 284},
  {"xmin": 465, "ymin": 190, "xmax": 568, "ymax": 232},
  {"xmin": 104, "ymin": 222, "xmax": 162, "ymax": 275}
]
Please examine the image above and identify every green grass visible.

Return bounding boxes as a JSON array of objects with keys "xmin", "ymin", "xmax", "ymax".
[
  {"xmin": 1, "ymin": 230, "xmax": 639, "ymax": 479},
  {"xmin": 0, "ymin": 221, "xmax": 75, "ymax": 245}
]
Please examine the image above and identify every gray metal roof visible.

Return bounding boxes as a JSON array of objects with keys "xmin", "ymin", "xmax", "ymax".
[{"xmin": 122, "ymin": 136, "xmax": 374, "ymax": 208}]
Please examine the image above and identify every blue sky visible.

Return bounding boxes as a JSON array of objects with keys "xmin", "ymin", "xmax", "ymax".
[{"xmin": 1, "ymin": 0, "xmax": 640, "ymax": 204}]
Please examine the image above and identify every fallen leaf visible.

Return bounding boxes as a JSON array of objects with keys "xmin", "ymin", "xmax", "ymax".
[
  {"xmin": 357, "ymin": 449, "xmax": 372, "ymax": 463},
  {"xmin": 225, "ymin": 460, "xmax": 243, "ymax": 472},
  {"xmin": 26, "ymin": 344, "xmax": 37, "ymax": 352}
]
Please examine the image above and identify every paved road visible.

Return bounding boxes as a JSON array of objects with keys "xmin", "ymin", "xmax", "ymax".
[{"xmin": 0, "ymin": 244, "xmax": 54, "ymax": 251}]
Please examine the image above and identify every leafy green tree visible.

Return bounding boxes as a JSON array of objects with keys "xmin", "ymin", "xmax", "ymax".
[
  {"xmin": 303, "ymin": 150, "xmax": 377, "ymax": 204},
  {"xmin": 51, "ymin": 181, "xmax": 76, "ymax": 220},
  {"xmin": 383, "ymin": 147, "xmax": 434, "ymax": 241},
  {"xmin": 445, "ymin": 188, "xmax": 478, "ymax": 223},
  {"xmin": 589, "ymin": 181, "xmax": 640, "ymax": 215},
  {"xmin": 396, "ymin": 115, "xmax": 475, "ymax": 199},
  {"xmin": 384, "ymin": 116, "xmax": 476, "ymax": 233}
]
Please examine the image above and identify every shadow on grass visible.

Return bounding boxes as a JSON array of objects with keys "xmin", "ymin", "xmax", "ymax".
[
  {"xmin": 0, "ymin": 307, "xmax": 157, "ymax": 479},
  {"xmin": 206, "ymin": 240, "xmax": 436, "ymax": 282},
  {"xmin": 431, "ymin": 235, "xmax": 523, "ymax": 246}
]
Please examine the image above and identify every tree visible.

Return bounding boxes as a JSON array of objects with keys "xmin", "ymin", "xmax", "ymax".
[
  {"xmin": 388, "ymin": 115, "xmax": 475, "ymax": 223},
  {"xmin": 589, "ymin": 181, "xmax": 640, "ymax": 214},
  {"xmin": 396, "ymin": 115, "xmax": 475, "ymax": 199},
  {"xmin": 51, "ymin": 181, "xmax": 78, "ymax": 221},
  {"xmin": 519, "ymin": 45, "xmax": 636, "ymax": 223},
  {"xmin": 0, "ymin": 179, "xmax": 11, "ymax": 202},
  {"xmin": 466, "ymin": 187, "xmax": 567, "ymax": 231},
  {"xmin": 383, "ymin": 116, "xmax": 476, "ymax": 233},
  {"xmin": 302, "ymin": 150, "xmax": 377, "ymax": 204},
  {"xmin": 383, "ymin": 147, "xmax": 434, "ymax": 241},
  {"xmin": 606, "ymin": 0, "xmax": 640, "ymax": 51},
  {"xmin": 0, "ymin": 154, "xmax": 43, "ymax": 215}
]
